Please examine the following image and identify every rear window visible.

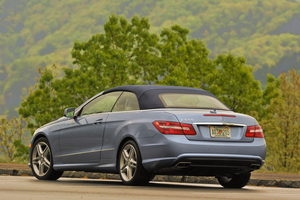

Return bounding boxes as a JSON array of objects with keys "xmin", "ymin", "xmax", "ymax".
[{"xmin": 159, "ymin": 93, "xmax": 229, "ymax": 110}]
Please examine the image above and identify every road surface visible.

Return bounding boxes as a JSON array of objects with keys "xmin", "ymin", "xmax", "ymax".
[{"xmin": 0, "ymin": 176, "xmax": 299, "ymax": 200}]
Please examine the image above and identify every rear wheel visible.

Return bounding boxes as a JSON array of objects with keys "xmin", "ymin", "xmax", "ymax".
[
  {"xmin": 217, "ymin": 173, "xmax": 251, "ymax": 188},
  {"xmin": 119, "ymin": 140, "xmax": 152, "ymax": 185},
  {"xmin": 31, "ymin": 137, "xmax": 63, "ymax": 180}
]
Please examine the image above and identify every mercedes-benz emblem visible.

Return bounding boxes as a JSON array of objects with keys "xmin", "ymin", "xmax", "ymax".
[{"xmin": 219, "ymin": 117, "xmax": 224, "ymax": 122}]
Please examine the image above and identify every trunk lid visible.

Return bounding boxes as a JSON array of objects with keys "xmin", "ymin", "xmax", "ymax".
[{"xmin": 165, "ymin": 109, "xmax": 256, "ymax": 142}]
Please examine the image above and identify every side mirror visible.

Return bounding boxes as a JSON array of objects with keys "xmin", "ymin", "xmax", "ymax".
[{"xmin": 64, "ymin": 107, "xmax": 75, "ymax": 118}]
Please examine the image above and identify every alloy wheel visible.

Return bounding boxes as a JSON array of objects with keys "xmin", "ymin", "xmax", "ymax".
[
  {"xmin": 32, "ymin": 141, "xmax": 51, "ymax": 177},
  {"xmin": 120, "ymin": 144, "xmax": 137, "ymax": 181}
]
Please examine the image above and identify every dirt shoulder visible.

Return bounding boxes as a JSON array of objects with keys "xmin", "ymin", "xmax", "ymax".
[
  {"xmin": 0, "ymin": 163, "xmax": 29, "ymax": 170},
  {"xmin": 251, "ymin": 171, "xmax": 300, "ymax": 181}
]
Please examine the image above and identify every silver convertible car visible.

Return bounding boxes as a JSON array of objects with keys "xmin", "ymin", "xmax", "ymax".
[{"xmin": 29, "ymin": 85, "xmax": 266, "ymax": 188}]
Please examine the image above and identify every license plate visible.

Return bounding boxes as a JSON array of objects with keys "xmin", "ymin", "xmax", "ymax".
[{"xmin": 210, "ymin": 126, "xmax": 231, "ymax": 138}]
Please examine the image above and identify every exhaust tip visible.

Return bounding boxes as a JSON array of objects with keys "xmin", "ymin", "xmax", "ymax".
[
  {"xmin": 250, "ymin": 164, "xmax": 261, "ymax": 170},
  {"xmin": 175, "ymin": 162, "xmax": 191, "ymax": 168}
]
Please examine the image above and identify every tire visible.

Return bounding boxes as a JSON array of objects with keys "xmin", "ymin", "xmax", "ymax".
[
  {"xmin": 118, "ymin": 140, "xmax": 152, "ymax": 185},
  {"xmin": 217, "ymin": 173, "xmax": 251, "ymax": 188},
  {"xmin": 31, "ymin": 137, "xmax": 63, "ymax": 180}
]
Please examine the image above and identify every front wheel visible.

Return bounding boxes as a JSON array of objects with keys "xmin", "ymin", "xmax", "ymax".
[
  {"xmin": 31, "ymin": 137, "xmax": 63, "ymax": 180},
  {"xmin": 217, "ymin": 173, "xmax": 251, "ymax": 188},
  {"xmin": 119, "ymin": 140, "xmax": 152, "ymax": 185}
]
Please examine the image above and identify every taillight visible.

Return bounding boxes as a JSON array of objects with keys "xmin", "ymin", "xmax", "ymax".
[
  {"xmin": 246, "ymin": 125, "xmax": 264, "ymax": 138},
  {"xmin": 180, "ymin": 123, "xmax": 196, "ymax": 135},
  {"xmin": 152, "ymin": 121, "xmax": 196, "ymax": 135}
]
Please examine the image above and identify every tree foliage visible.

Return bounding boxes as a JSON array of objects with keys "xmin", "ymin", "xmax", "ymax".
[
  {"xmin": 0, "ymin": 117, "xmax": 28, "ymax": 161},
  {"xmin": 260, "ymin": 73, "xmax": 281, "ymax": 119},
  {"xmin": 18, "ymin": 65, "xmax": 62, "ymax": 132},
  {"xmin": 71, "ymin": 14, "xmax": 159, "ymax": 88},
  {"xmin": 19, "ymin": 14, "xmax": 268, "ymax": 129},
  {"xmin": 1, "ymin": 0, "xmax": 300, "ymax": 119},
  {"xmin": 260, "ymin": 68, "xmax": 300, "ymax": 172},
  {"xmin": 204, "ymin": 53, "xmax": 262, "ymax": 115},
  {"xmin": 157, "ymin": 25, "xmax": 214, "ymax": 87}
]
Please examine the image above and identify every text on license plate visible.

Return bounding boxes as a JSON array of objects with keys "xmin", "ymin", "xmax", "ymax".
[{"xmin": 210, "ymin": 126, "xmax": 231, "ymax": 138}]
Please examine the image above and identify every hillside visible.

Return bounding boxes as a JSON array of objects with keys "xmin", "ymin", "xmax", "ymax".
[{"xmin": 0, "ymin": 0, "xmax": 300, "ymax": 118}]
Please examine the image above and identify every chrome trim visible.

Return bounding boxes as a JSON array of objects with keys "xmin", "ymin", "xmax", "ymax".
[
  {"xmin": 175, "ymin": 162, "xmax": 191, "ymax": 168},
  {"xmin": 193, "ymin": 122, "xmax": 247, "ymax": 127},
  {"xmin": 100, "ymin": 148, "xmax": 115, "ymax": 152},
  {"xmin": 55, "ymin": 148, "xmax": 115, "ymax": 158}
]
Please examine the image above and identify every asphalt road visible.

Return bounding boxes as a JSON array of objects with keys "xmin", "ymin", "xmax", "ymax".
[{"xmin": 1, "ymin": 176, "xmax": 299, "ymax": 200}]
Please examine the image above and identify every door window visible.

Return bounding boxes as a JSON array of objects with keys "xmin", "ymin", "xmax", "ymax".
[
  {"xmin": 81, "ymin": 92, "xmax": 122, "ymax": 115},
  {"xmin": 112, "ymin": 92, "xmax": 139, "ymax": 112}
]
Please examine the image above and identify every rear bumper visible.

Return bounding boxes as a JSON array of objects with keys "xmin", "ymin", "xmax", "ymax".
[
  {"xmin": 138, "ymin": 131, "xmax": 266, "ymax": 176},
  {"xmin": 174, "ymin": 153, "xmax": 264, "ymax": 166},
  {"xmin": 142, "ymin": 153, "xmax": 264, "ymax": 176}
]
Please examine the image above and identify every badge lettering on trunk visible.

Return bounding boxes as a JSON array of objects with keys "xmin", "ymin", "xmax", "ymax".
[{"xmin": 180, "ymin": 119, "xmax": 194, "ymax": 122}]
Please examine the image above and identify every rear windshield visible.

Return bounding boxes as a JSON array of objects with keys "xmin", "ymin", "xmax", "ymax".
[{"xmin": 159, "ymin": 93, "xmax": 229, "ymax": 110}]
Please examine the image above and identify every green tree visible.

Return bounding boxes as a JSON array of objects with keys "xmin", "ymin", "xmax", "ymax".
[
  {"xmin": 0, "ymin": 117, "xmax": 28, "ymax": 161},
  {"xmin": 2, "ymin": 0, "xmax": 300, "ymax": 122},
  {"xmin": 19, "ymin": 14, "xmax": 215, "ymax": 126},
  {"xmin": 260, "ymin": 68, "xmax": 300, "ymax": 172},
  {"xmin": 157, "ymin": 25, "xmax": 214, "ymax": 87},
  {"xmin": 260, "ymin": 73, "xmax": 280, "ymax": 120},
  {"xmin": 19, "ymin": 14, "xmax": 162, "ymax": 129},
  {"xmin": 13, "ymin": 139, "xmax": 29, "ymax": 162},
  {"xmin": 71, "ymin": 13, "xmax": 160, "ymax": 88},
  {"xmin": 19, "ymin": 14, "xmax": 265, "ymax": 134},
  {"xmin": 18, "ymin": 64, "xmax": 63, "ymax": 132},
  {"xmin": 204, "ymin": 53, "xmax": 263, "ymax": 115}
]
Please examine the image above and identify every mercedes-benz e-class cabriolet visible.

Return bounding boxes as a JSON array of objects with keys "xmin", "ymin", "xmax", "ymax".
[{"xmin": 29, "ymin": 85, "xmax": 266, "ymax": 188}]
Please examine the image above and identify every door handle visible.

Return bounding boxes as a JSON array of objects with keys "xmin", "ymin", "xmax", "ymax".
[{"xmin": 94, "ymin": 119, "xmax": 103, "ymax": 125}]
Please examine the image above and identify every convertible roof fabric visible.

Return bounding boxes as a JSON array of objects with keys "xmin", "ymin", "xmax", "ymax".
[{"xmin": 103, "ymin": 85, "xmax": 219, "ymax": 110}]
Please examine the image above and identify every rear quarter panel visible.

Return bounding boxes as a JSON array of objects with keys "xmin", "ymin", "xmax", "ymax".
[{"xmin": 99, "ymin": 110, "xmax": 179, "ymax": 168}]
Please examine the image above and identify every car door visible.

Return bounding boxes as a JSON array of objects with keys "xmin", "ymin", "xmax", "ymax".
[
  {"xmin": 59, "ymin": 91, "xmax": 122, "ymax": 164},
  {"xmin": 100, "ymin": 92, "xmax": 142, "ymax": 162}
]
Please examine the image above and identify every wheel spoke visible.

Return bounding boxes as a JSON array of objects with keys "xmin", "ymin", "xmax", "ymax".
[
  {"xmin": 127, "ymin": 166, "xmax": 133, "ymax": 180},
  {"xmin": 44, "ymin": 158, "xmax": 50, "ymax": 168},
  {"xmin": 32, "ymin": 158, "xmax": 39, "ymax": 165},
  {"xmin": 121, "ymin": 166, "xmax": 128, "ymax": 174},
  {"xmin": 129, "ymin": 146, "xmax": 134, "ymax": 159},
  {"xmin": 121, "ymin": 164, "xmax": 126, "ymax": 171},
  {"xmin": 131, "ymin": 160, "xmax": 137, "ymax": 167},
  {"xmin": 43, "ymin": 146, "xmax": 49, "ymax": 156},
  {"xmin": 122, "ymin": 149, "xmax": 129, "ymax": 161},
  {"xmin": 37, "ymin": 144, "xmax": 43, "ymax": 156},
  {"xmin": 39, "ymin": 163, "xmax": 44, "ymax": 175}
]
